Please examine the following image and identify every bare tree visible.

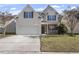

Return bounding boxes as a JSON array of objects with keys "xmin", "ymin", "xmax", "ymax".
[
  {"xmin": 62, "ymin": 10, "xmax": 79, "ymax": 36},
  {"xmin": 58, "ymin": 14, "xmax": 63, "ymax": 25},
  {"xmin": 0, "ymin": 11, "xmax": 15, "ymax": 36}
]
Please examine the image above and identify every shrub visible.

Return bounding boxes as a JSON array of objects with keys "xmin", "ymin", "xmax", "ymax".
[{"xmin": 57, "ymin": 24, "xmax": 68, "ymax": 34}]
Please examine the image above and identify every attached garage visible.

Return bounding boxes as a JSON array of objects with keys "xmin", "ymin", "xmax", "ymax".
[
  {"xmin": 25, "ymin": 26, "xmax": 40, "ymax": 35},
  {"xmin": 16, "ymin": 25, "xmax": 41, "ymax": 35},
  {"xmin": 16, "ymin": 5, "xmax": 41, "ymax": 35}
]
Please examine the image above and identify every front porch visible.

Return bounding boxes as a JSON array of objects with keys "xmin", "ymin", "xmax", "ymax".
[{"xmin": 41, "ymin": 24, "xmax": 58, "ymax": 34}]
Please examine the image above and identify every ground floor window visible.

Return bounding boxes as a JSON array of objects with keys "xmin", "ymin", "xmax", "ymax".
[
  {"xmin": 48, "ymin": 25, "xmax": 58, "ymax": 34},
  {"xmin": 41, "ymin": 24, "xmax": 58, "ymax": 34}
]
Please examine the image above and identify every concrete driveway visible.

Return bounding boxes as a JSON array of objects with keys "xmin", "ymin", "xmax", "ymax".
[{"xmin": 0, "ymin": 35, "xmax": 40, "ymax": 54}]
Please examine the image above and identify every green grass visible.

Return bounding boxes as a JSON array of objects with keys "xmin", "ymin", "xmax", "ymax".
[{"xmin": 41, "ymin": 35, "xmax": 79, "ymax": 52}]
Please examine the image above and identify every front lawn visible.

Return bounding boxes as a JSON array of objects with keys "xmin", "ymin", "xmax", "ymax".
[{"xmin": 41, "ymin": 35, "xmax": 79, "ymax": 52}]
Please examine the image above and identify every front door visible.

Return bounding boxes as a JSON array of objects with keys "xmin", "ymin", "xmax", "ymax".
[{"xmin": 41, "ymin": 25, "xmax": 47, "ymax": 34}]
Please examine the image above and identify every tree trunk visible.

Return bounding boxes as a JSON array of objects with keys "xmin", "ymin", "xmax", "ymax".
[
  {"xmin": 70, "ymin": 27, "xmax": 74, "ymax": 36},
  {"xmin": 3, "ymin": 28, "xmax": 6, "ymax": 37},
  {"xmin": 70, "ymin": 18, "xmax": 74, "ymax": 36},
  {"xmin": 71, "ymin": 29, "xmax": 73, "ymax": 36}
]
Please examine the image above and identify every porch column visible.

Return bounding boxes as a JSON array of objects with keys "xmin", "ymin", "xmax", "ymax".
[{"xmin": 47, "ymin": 24, "xmax": 48, "ymax": 34}]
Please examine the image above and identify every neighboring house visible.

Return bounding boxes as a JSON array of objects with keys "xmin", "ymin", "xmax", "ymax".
[
  {"xmin": 0, "ymin": 21, "xmax": 16, "ymax": 34},
  {"xmin": 6, "ymin": 20, "xmax": 16, "ymax": 34},
  {"xmin": 16, "ymin": 5, "xmax": 59, "ymax": 35},
  {"xmin": 0, "ymin": 14, "xmax": 16, "ymax": 34}
]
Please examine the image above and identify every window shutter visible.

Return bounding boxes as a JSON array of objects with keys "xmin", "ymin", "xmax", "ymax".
[
  {"xmin": 32, "ymin": 12, "xmax": 33, "ymax": 18},
  {"xmin": 24, "ymin": 12, "xmax": 25, "ymax": 18}
]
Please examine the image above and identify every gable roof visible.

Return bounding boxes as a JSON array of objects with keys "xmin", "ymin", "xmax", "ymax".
[
  {"xmin": 43, "ymin": 5, "xmax": 58, "ymax": 14},
  {"xmin": 23, "ymin": 4, "xmax": 35, "ymax": 11},
  {"xmin": 17, "ymin": 4, "xmax": 35, "ymax": 16}
]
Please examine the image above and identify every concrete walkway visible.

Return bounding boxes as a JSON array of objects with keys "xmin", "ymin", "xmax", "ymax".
[{"xmin": 0, "ymin": 35, "xmax": 40, "ymax": 54}]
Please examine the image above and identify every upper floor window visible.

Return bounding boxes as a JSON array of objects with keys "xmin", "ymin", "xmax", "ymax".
[
  {"xmin": 47, "ymin": 15, "xmax": 56, "ymax": 21},
  {"xmin": 24, "ymin": 12, "xmax": 33, "ymax": 18}
]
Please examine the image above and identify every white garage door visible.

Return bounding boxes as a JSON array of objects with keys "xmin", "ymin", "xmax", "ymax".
[
  {"xmin": 17, "ymin": 26, "xmax": 41, "ymax": 35},
  {"xmin": 25, "ymin": 26, "xmax": 39, "ymax": 35}
]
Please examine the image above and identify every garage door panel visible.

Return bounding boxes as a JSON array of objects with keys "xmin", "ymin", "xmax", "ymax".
[{"xmin": 17, "ymin": 26, "xmax": 41, "ymax": 35}]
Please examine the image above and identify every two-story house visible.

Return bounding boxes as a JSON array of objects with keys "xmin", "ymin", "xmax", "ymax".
[{"xmin": 16, "ymin": 5, "xmax": 59, "ymax": 35}]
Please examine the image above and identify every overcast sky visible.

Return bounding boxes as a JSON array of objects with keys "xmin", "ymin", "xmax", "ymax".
[{"xmin": 0, "ymin": 4, "xmax": 79, "ymax": 15}]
